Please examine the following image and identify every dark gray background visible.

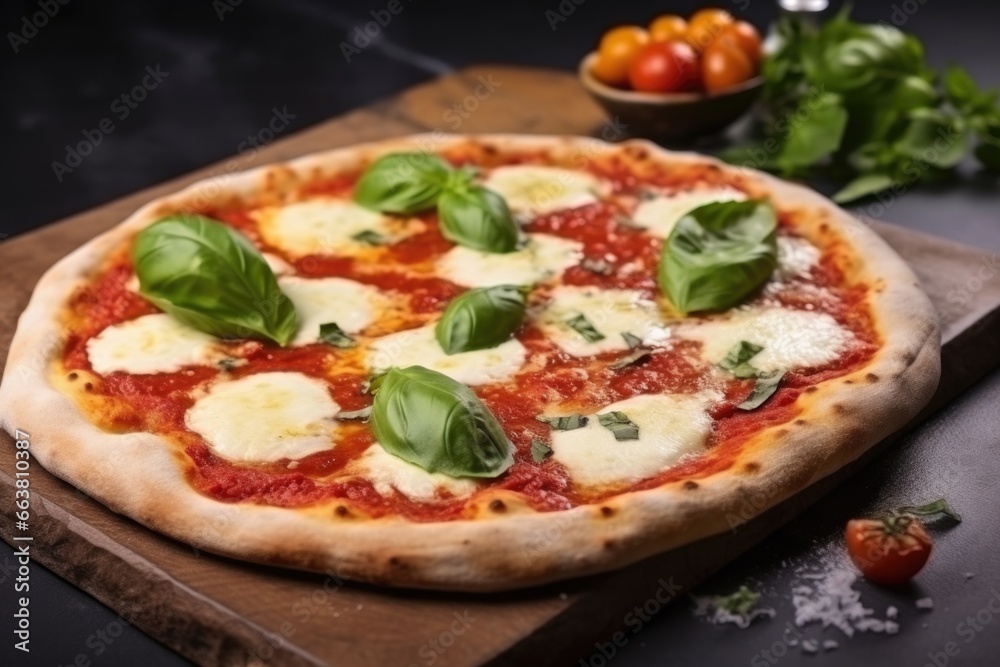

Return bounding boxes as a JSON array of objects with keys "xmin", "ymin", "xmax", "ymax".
[{"xmin": 1, "ymin": 1, "xmax": 999, "ymax": 665}]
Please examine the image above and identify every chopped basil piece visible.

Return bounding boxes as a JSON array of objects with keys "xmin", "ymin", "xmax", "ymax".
[
  {"xmin": 536, "ymin": 414, "xmax": 588, "ymax": 431},
  {"xmin": 716, "ymin": 586, "xmax": 761, "ymax": 615},
  {"xmin": 738, "ymin": 371, "xmax": 785, "ymax": 410},
  {"xmin": 338, "ymin": 406, "xmax": 372, "ymax": 421},
  {"xmin": 719, "ymin": 341, "xmax": 765, "ymax": 378},
  {"xmin": 217, "ymin": 358, "xmax": 239, "ymax": 372},
  {"xmin": 581, "ymin": 257, "xmax": 613, "ymax": 275},
  {"xmin": 609, "ymin": 348, "xmax": 652, "ymax": 371},
  {"xmin": 351, "ymin": 229, "xmax": 386, "ymax": 246},
  {"xmin": 565, "ymin": 313, "xmax": 605, "ymax": 343},
  {"xmin": 597, "ymin": 411, "xmax": 639, "ymax": 441},
  {"xmin": 531, "ymin": 439, "xmax": 553, "ymax": 463},
  {"xmin": 621, "ymin": 331, "xmax": 643, "ymax": 350},
  {"xmin": 319, "ymin": 322, "xmax": 355, "ymax": 348}
]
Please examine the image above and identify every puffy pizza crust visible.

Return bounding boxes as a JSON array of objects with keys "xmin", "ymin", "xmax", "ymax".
[{"xmin": 0, "ymin": 135, "xmax": 940, "ymax": 591}]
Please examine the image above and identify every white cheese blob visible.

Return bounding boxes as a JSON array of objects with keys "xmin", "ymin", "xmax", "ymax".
[
  {"xmin": 368, "ymin": 324, "xmax": 526, "ymax": 385},
  {"xmin": 536, "ymin": 286, "xmax": 671, "ymax": 357},
  {"xmin": 549, "ymin": 392, "xmax": 718, "ymax": 487},
  {"xmin": 678, "ymin": 307, "xmax": 854, "ymax": 372},
  {"xmin": 262, "ymin": 252, "xmax": 294, "ymax": 276},
  {"xmin": 482, "ymin": 165, "xmax": 603, "ymax": 216},
  {"xmin": 87, "ymin": 314, "xmax": 221, "ymax": 375},
  {"xmin": 437, "ymin": 233, "xmax": 582, "ymax": 288},
  {"xmin": 254, "ymin": 198, "xmax": 418, "ymax": 258},
  {"xmin": 186, "ymin": 372, "xmax": 339, "ymax": 462},
  {"xmin": 347, "ymin": 445, "xmax": 481, "ymax": 502},
  {"xmin": 278, "ymin": 276, "xmax": 382, "ymax": 345},
  {"xmin": 776, "ymin": 236, "xmax": 821, "ymax": 280},
  {"xmin": 631, "ymin": 188, "xmax": 746, "ymax": 237}
]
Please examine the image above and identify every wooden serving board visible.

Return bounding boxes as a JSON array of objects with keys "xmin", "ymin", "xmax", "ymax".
[{"xmin": 3, "ymin": 66, "xmax": 1000, "ymax": 667}]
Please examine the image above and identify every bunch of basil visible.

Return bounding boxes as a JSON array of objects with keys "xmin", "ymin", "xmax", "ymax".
[
  {"xmin": 729, "ymin": 8, "xmax": 1000, "ymax": 203},
  {"xmin": 355, "ymin": 152, "xmax": 519, "ymax": 253}
]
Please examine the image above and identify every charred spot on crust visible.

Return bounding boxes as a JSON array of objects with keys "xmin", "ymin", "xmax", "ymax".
[
  {"xmin": 603, "ymin": 539, "xmax": 616, "ymax": 550},
  {"xmin": 83, "ymin": 382, "xmax": 94, "ymax": 391},
  {"xmin": 832, "ymin": 403, "xmax": 848, "ymax": 414},
  {"xmin": 481, "ymin": 143, "xmax": 498, "ymax": 156},
  {"xmin": 794, "ymin": 419, "xmax": 807, "ymax": 426},
  {"xmin": 844, "ymin": 379, "xmax": 854, "ymax": 384},
  {"xmin": 489, "ymin": 499, "xmax": 507, "ymax": 513},
  {"xmin": 866, "ymin": 373, "xmax": 879, "ymax": 383},
  {"xmin": 626, "ymin": 146, "xmax": 648, "ymax": 160},
  {"xmin": 683, "ymin": 480, "xmax": 699, "ymax": 491},
  {"xmin": 334, "ymin": 506, "xmax": 350, "ymax": 518},
  {"xmin": 744, "ymin": 462, "xmax": 761, "ymax": 474},
  {"xmin": 67, "ymin": 372, "xmax": 78, "ymax": 381},
  {"xmin": 902, "ymin": 351, "xmax": 917, "ymax": 365},
  {"xmin": 388, "ymin": 556, "xmax": 402, "ymax": 567},
  {"xmin": 600, "ymin": 506, "xmax": 614, "ymax": 517},
  {"xmin": 819, "ymin": 223, "xmax": 830, "ymax": 233}
]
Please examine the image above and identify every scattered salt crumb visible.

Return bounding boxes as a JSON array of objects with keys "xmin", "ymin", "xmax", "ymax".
[
  {"xmin": 916, "ymin": 598, "xmax": 934, "ymax": 611},
  {"xmin": 823, "ymin": 639, "xmax": 839, "ymax": 651},
  {"xmin": 886, "ymin": 621, "xmax": 900, "ymax": 635},
  {"xmin": 886, "ymin": 606, "xmax": 899, "ymax": 620},
  {"xmin": 802, "ymin": 639, "xmax": 819, "ymax": 654},
  {"xmin": 558, "ymin": 592, "xmax": 568, "ymax": 600},
  {"xmin": 963, "ymin": 572, "xmax": 975, "ymax": 581},
  {"xmin": 787, "ymin": 638, "xmax": 799, "ymax": 647},
  {"xmin": 792, "ymin": 569, "xmax": 897, "ymax": 636}
]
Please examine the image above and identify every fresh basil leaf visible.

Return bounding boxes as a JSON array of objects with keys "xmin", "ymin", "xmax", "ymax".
[
  {"xmin": 351, "ymin": 229, "xmax": 386, "ymax": 246},
  {"xmin": 132, "ymin": 215, "xmax": 298, "ymax": 346},
  {"xmin": 354, "ymin": 152, "xmax": 451, "ymax": 214},
  {"xmin": 437, "ymin": 185, "xmax": 519, "ymax": 253},
  {"xmin": 370, "ymin": 366, "xmax": 512, "ymax": 478},
  {"xmin": 719, "ymin": 341, "xmax": 763, "ymax": 370},
  {"xmin": 738, "ymin": 371, "xmax": 785, "ymax": 410},
  {"xmin": 621, "ymin": 332, "xmax": 643, "ymax": 349},
  {"xmin": 895, "ymin": 108, "xmax": 969, "ymax": 168},
  {"xmin": 565, "ymin": 313, "xmax": 605, "ymax": 343},
  {"xmin": 886, "ymin": 75, "xmax": 938, "ymax": 111},
  {"xmin": 337, "ymin": 406, "xmax": 372, "ymax": 421},
  {"xmin": 597, "ymin": 411, "xmax": 639, "ymax": 441},
  {"xmin": 610, "ymin": 348, "xmax": 652, "ymax": 371},
  {"xmin": 777, "ymin": 93, "xmax": 848, "ymax": 170},
  {"xmin": 531, "ymin": 438, "xmax": 553, "ymax": 463},
  {"xmin": 318, "ymin": 322, "xmax": 355, "ymax": 348},
  {"xmin": 832, "ymin": 173, "xmax": 897, "ymax": 203},
  {"xmin": 659, "ymin": 200, "xmax": 778, "ymax": 314},
  {"xmin": 536, "ymin": 414, "xmax": 588, "ymax": 431},
  {"xmin": 435, "ymin": 285, "xmax": 528, "ymax": 355}
]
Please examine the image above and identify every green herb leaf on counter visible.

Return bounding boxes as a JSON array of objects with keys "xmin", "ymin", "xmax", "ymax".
[
  {"xmin": 716, "ymin": 586, "xmax": 762, "ymax": 615},
  {"xmin": 132, "ymin": 215, "xmax": 298, "ymax": 346}
]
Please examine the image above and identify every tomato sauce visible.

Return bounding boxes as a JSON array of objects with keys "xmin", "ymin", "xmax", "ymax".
[{"xmin": 60, "ymin": 153, "xmax": 879, "ymax": 520}]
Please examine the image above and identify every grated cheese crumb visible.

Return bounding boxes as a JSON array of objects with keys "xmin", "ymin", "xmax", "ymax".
[
  {"xmin": 823, "ymin": 639, "xmax": 840, "ymax": 651},
  {"xmin": 802, "ymin": 639, "xmax": 819, "ymax": 654},
  {"xmin": 916, "ymin": 597, "xmax": 934, "ymax": 611}
]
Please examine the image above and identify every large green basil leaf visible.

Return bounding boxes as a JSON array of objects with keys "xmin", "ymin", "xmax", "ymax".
[
  {"xmin": 354, "ymin": 152, "xmax": 451, "ymax": 214},
  {"xmin": 133, "ymin": 215, "xmax": 298, "ymax": 346},
  {"xmin": 659, "ymin": 200, "xmax": 777, "ymax": 314},
  {"xmin": 435, "ymin": 285, "xmax": 528, "ymax": 354},
  {"xmin": 370, "ymin": 366, "xmax": 513, "ymax": 478},
  {"xmin": 437, "ymin": 185, "xmax": 519, "ymax": 253}
]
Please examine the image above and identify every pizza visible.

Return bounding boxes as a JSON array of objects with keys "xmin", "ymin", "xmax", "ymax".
[{"xmin": 0, "ymin": 134, "xmax": 939, "ymax": 591}]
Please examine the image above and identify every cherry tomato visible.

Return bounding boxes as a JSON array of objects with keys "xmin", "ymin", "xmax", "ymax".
[
  {"xmin": 592, "ymin": 25, "xmax": 650, "ymax": 87},
  {"xmin": 717, "ymin": 20, "xmax": 764, "ymax": 66},
  {"xmin": 846, "ymin": 515, "xmax": 933, "ymax": 586},
  {"xmin": 702, "ymin": 38, "xmax": 755, "ymax": 92},
  {"xmin": 686, "ymin": 8, "xmax": 734, "ymax": 52},
  {"xmin": 628, "ymin": 41, "xmax": 700, "ymax": 93},
  {"xmin": 649, "ymin": 15, "xmax": 688, "ymax": 43}
]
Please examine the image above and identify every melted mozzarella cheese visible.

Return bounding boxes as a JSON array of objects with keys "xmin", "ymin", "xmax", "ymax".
[
  {"xmin": 186, "ymin": 372, "xmax": 339, "ymax": 462},
  {"xmin": 536, "ymin": 286, "xmax": 671, "ymax": 357},
  {"xmin": 254, "ymin": 198, "xmax": 419, "ymax": 258},
  {"xmin": 279, "ymin": 276, "xmax": 382, "ymax": 345},
  {"xmin": 631, "ymin": 188, "xmax": 746, "ymax": 237},
  {"xmin": 368, "ymin": 324, "xmax": 526, "ymax": 385},
  {"xmin": 775, "ymin": 236, "xmax": 821, "ymax": 280},
  {"xmin": 678, "ymin": 307, "xmax": 854, "ymax": 372},
  {"xmin": 262, "ymin": 252, "xmax": 294, "ymax": 276},
  {"xmin": 549, "ymin": 392, "xmax": 718, "ymax": 487},
  {"xmin": 482, "ymin": 166, "xmax": 603, "ymax": 216},
  {"xmin": 436, "ymin": 233, "xmax": 582, "ymax": 288},
  {"xmin": 347, "ymin": 445, "xmax": 481, "ymax": 502},
  {"xmin": 87, "ymin": 314, "xmax": 221, "ymax": 375}
]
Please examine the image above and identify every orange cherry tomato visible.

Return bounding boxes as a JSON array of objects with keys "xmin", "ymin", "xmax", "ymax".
[
  {"xmin": 717, "ymin": 20, "xmax": 764, "ymax": 67},
  {"xmin": 592, "ymin": 25, "xmax": 650, "ymax": 87},
  {"xmin": 702, "ymin": 38, "xmax": 755, "ymax": 92},
  {"xmin": 649, "ymin": 15, "xmax": 688, "ymax": 43},
  {"xmin": 846, "ymin": 516, "xmax": 933, "ymax": 586},
  {"xmin": 628, "ymin": 41, "xmax": 699, "ymax": 93},
  {"xmin": 686, "ymin": 8, "xmax": 734, "ymax": 52}
]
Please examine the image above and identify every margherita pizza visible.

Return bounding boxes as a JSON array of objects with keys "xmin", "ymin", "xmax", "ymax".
[{"xmin": 0, "ymin": 135, "xmax": 939, "ymax": 591}]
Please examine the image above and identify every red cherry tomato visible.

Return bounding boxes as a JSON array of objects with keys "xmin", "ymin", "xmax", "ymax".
[
  {"xmin": 846, "ymin": 516, "xmax": 933, "ymax": 586},
  {"xmin": 628, "ymin": 41, "xmax": 699, "ymax": 93}
]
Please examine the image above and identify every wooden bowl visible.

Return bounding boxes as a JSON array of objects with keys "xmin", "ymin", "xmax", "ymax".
[{"xmin": 579, "ymin": 52, "xmax": 762, "ymax": 141}]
